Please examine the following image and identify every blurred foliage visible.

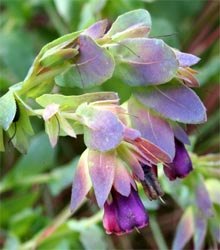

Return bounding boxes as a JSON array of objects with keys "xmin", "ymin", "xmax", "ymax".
[{"xmin": 0, "ymin": 0, "xmax": 219, "ymax": 250}]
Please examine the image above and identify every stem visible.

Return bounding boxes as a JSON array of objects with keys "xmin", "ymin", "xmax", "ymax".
[
  {"xmin": 0, "ymin": 173, "xmax": 56, "ymax": 193},
  {"xmin": 20, "ymin": 205, "xmax": 71, "ymax": 250},
  {"xmin": 19, "ymin": 205, "xmax": 102, "ymax": 250},
  {"xmin": 16, "ymin": 66, "xmax": 66, "ymax": 96},
  {"xmin": 150, "ymin": 214, "xmax": 169, "ymax": 250}
]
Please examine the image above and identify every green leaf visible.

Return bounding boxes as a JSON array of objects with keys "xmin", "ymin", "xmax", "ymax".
[
  {"xmin": 106, "ymin": 9, "xmax": 151, "ymax": 40},
  {"xmin": 36, "ymin": 92, "xmax": 118, "ymax": 111},
  {"xmin": 3, "ymin": 133, "xmax": 56, "ymax": 182},
  {"xmin": 0, "ymin": 91, "xmax": 16, "ymax": 130},
  {"xmin": 48, "ymin": 157, "xmax": 79, "ymax": 196},
  {"xmin": 0, "ymin": 30, "xmax": 35, "ymax": 80},
  {"xmin": 0, "ymin": 191, "xmax": 40, "ymax": 226},
  {"xmin": 9, "ymin": 208, "xmax": 43, "ymax": 238},
  {"xmin": 0, "ymin": 128, "xmax": 4, "ymax": 151},
  {"xmin": 40, "ymin": 48, "xmax": 79, "ymax": 67},
  {"xmin": 197, "ymin": 56, "xmax": 220, "ymax": 86},
  {"xmin": 80, "ymin": 225, "xmax": 107, "ymax": 250},
  {"xmin": 205, "ymin": 179, "xmax": 220, "ymax": 205},
  {"xmin": 7, "ymin": 101, "xmax": 34, "ymax": 153},
  {"xmin": 45, "ymin": 116, "xmax": 60, "ymax": 147}
]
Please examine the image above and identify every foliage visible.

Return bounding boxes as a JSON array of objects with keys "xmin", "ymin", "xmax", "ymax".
[{"xmin": 0, "ymin": 0, "xmax": 219, "ymax": 250}]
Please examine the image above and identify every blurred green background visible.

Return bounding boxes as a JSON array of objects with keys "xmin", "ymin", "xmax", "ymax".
[{"xmin": 0, "ymin": 0, "xmax": 219, "ymax": 249}]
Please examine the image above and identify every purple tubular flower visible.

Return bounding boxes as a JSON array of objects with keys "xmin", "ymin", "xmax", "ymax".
[
  {"xmin": 163, "ymin": 139, "xmax": 193, "ymax": 180},
  {"xmin": 103, "ymin": 187, "xmax": 149, "ymax": 235}
]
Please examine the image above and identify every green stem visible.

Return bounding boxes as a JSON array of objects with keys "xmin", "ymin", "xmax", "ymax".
[
  {"xmin": 150, "ymin": 214, "xmax": 169, "ymax": 250},
  {"xmin": 0, "ymin": 173, "xmax": 56, "ymax": 193}
]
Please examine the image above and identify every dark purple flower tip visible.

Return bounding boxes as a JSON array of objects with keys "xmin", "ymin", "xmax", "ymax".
[
  {"xmin": 103, "ymin": 187, "xmax": 149, "ymax": 235},
  {"xmin": 163, "ymin": 139, "xmax": 193, "ymax": 181}
]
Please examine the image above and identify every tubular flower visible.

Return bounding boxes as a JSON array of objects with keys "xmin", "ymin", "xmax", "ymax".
[
  {"xmin": 67, "ymin": 9, "xmax": 206, "ymax": 237},
  {"xmin": 163, "ymin": 139, "xmax": 193, "ymax": 180},
  {"xmin": 70, "ymin": 98, "xmax": 196, "ymax": 235},
  {"xmin": 103, "ymin": 187, "xmax": 149, "ymax": 235}
]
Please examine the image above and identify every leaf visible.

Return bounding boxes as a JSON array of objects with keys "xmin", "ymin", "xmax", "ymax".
[
  {"xmin": 173, "ymin": 50, "xmax": 200, "ymax": 67},
  {"xmin": 113, "ymin": 158, "xmax": 132, "ymax": 197},
  {"xmin": 55, "ymin": 35, "xmax": 115, "ymax": 88},
  {"xmin": 80, "ymin": 225, "xmax": 107, "ymax": 250},
  {"xmin": 193, "ymin": 209, "xmax": 207, "ymax": 250},
  {"xmin": 43, "ymin": 104, "xmax": 59, "ymax": 120},
  {"xmin": 3, "ymin": 132, "xmax": 56, "ymax": 181},
  {"xmin": 106, "ymin": 9, "xmax": 151, "ymax": 40},
  {"xmin": 0, "ymin": 91, "xmax": 16, "ymax": 130},
  {"xmin": 7, "ymin": 101, "xmax": 34, "ymax": 153},
  {"xmin": 88, "ymin": 150, "xmax": 115, "ymax": 207},
  {"xmin": 0, "ymin": 30, "xmax": 35, "ymax": 80},
  {"xmin": 76, "ymin": 104, "xmax": 123, "ymax": 152},
  {"xmin": 45, "ymin": 116, "xmax": 59, "ymax": 147},
  {"xmin": 197, "ymin": 56, "xmax": 220, "ymax": 86},
  {"xmin": 58, "ymin": 115, "xmax": 76, "ymax": 138},
  {"xmin": 83, "ymin": 19, "xmax": 108, "ymax": 39},
  {"xmin": 71, "ymin": 150, "xmax": 91, "ymax": 213},
  {"xmin": 48, "ymin": 157, "xmax": 79, "ymax": 196},
  {"xmin": 36, "ymin": 92, "xmax": 118, "ymax": 111},
  {"xmin": 110, "ymin": 38, "xmax": 178, "ymax": 86},
  {"xmin": 172, "ymin": 206, "xmax": 194, "ymax": 250},
  {"xmin": 22, "ymin": 30, "xmax": 82, "ymax": 88},
  {"xmin": 205, "ymin": 179, "xmax": 220, "ymax": 205},
  {"xmin": 171, "ymin": 122, "xmax": 190, "ymax": 145},
  {"xmin": 0, "ymin": 191, "xmax": 40, "ymax": 226},
  {"xmin": 128, "ymin": 96, "xmax": 175, "ymax": 161},
  {"xmin": 134, "ymin": 81, "xmax": 207, "ymax": 124},
  {"xmin": 195, "ymin": 175, "xmax": 213, "ymax": 217},
  {"xmin": 0, "ymin": 128, "xmax": 4, "ymax": 151},
  {"xmin": 40, "ymin": 48, "xmax": 79, "ymax": 67}
]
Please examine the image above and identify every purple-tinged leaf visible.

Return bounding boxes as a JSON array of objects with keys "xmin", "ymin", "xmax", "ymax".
[
  {"xmin": 55, "ymin": 35, "xmax": 115, "ymax": 88},
  {"xmin": 117, "ymin": 143, "xmax": 145, "ymax": 180},
  {"xmin": 134, "ymin": 82, "xmax": 207, "ymax": 124},
  {"xmin": 36, "ymin": 92, "xmax": 119, "ymax": 111},
  {"xmin": 193, "ymin": 209, "xmax": 207, "ymax": 250},
  {"xmin": 88, "ymin": 150, "xmax": 115, "ymax": 207},
  {"xmin": 195, "ymin": 175, "xmax": 213, "ymax": 217},
  {"xmin": 134, "ymin": 138, "xmax": 171, "ymax": 163},
  {"xmin": 106, "ymin": 9, "xmax": 151, "ymax": 40},
  {"xmin": 43, "ymin": 104, "xmax": 59, "ymax": 120},
  {"xmin": 123, "ymin": 126, "xmax": 141, "ymax": 141},
  {"xmin": 113, "ymin": 159, "xmax": 131, "ymax": 197},
  {"xmin": 84, "ymin": 20, "xmax": 108, "ymax": 39},
  {"xmin": 171, "ymin": 122, "xmax": 190, "ymax": 145},
  {"xmin": 71, "ymin": 150, "xmax": 91, "ymax": 213},
  {"xmin": 172, "ymin": 206, "xmax": 194, "ymax": 250},
  {"xmin": 76, "ymin": 104, "xmax": 123, "ymax": 152},
  {"xmin": 110, "ymin": 38, "xmax": 178, "ymax": 86},
  {"xmin": 174, "ymin": 50, "xmax": 200, "ymax": 67},
  {"xmin": 128, "ymin": 96, "xmax": 175, "ymax": 161}
]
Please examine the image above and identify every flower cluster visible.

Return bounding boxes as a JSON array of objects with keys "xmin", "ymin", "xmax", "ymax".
[{"xmin": 0, "ymin": 9, "xmax": 206, "ymax": 235}]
